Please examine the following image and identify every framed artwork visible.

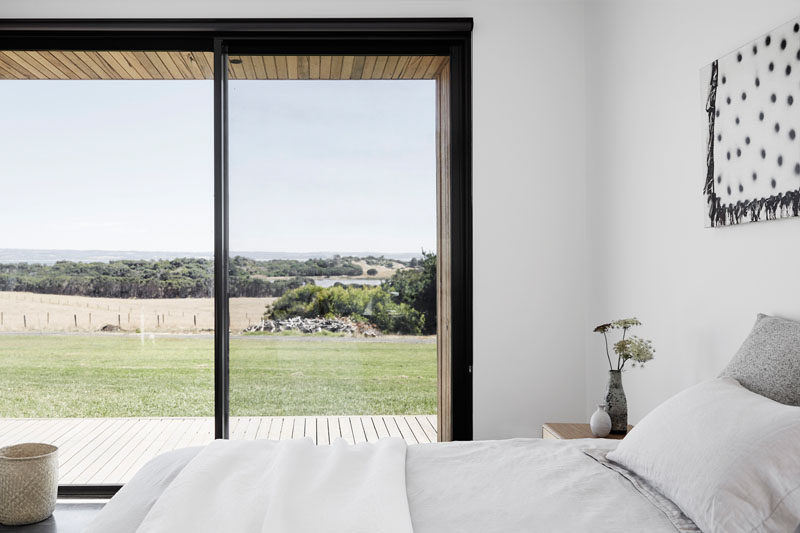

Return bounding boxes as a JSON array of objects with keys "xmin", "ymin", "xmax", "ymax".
[{"xmin": 702, "ymin": 17, "xmax": 800, "ymax": 227}]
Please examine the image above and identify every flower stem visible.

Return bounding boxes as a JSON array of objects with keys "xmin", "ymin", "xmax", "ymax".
[
  {"xmin": 617, "ymin": 327, "xmax": 628, "ymax": 370},
  {"xmin": 603, "ymin": 332, "xmax": 613, "ymax": 370}
]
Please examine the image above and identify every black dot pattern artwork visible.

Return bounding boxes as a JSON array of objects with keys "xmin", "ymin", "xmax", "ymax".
[{"xmin": 704, "ymin": 16, "xmax": 800, "ymax": 227}]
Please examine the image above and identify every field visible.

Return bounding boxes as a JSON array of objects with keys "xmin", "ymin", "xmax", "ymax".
[
  {"xmin": 0, "ymin": 334, "xmax": 436, "ymax": 417},
  {"xmin": 0, "ymin": 291, "xmax": 276, "ymax": 333},
  {"xmin": 349, "ymin": 259, "xmax": 403, "ymax": 278}
]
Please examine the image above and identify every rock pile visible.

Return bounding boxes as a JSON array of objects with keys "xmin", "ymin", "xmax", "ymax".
[{"xmin": 243, "ymin": 317, "xmax": 379, "ymax": 337}]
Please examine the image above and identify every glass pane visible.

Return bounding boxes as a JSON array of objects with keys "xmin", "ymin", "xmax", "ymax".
[
  {"xmin": 0, "ymin": 51, "xmax": 215, "ymax": 485},
  {"xmin": 227, "ymin": 55, "xmax": 439, "ymax": 444}
]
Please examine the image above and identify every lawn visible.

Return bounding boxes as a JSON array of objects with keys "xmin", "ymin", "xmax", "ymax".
[{"xmin": 0, "ymin": 334, "xmax": 436, "ymax": 417}]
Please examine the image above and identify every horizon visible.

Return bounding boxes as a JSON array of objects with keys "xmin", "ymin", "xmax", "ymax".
[{"xmin": 0, "ymin": 247, "xmax": 429, "ymax": 264}]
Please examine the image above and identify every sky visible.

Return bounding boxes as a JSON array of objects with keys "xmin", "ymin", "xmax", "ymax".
[{"xmin": 0, "ymin": 78, "xmax": 436, "ymax": 256}]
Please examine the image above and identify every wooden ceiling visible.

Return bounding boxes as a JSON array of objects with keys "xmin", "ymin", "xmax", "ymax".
[
  {"xmin": 226, "ymin": 55, "xmax": 448, "ymax": 80},
  {"xmin": 0, "ymin": 51, "xmax": 448, "ymax": 81},
  {"xmin": 0, "ymin": 51, "xmax": 214, "ymax": 80}
]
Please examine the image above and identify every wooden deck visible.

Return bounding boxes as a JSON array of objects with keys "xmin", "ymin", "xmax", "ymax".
[{"xmin": 0, "ymin": 416, "xmax": 437, "ymax": 485}]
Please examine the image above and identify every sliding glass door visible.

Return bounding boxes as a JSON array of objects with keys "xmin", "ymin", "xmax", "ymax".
[
  {"xmin": 225, "ymin": 54, "xmax": 441, "ymax": 444},
  {"xmin": 0, "ymin": 21, "xmax": 471, "ymax": 493},
  {"xmin": 0, "ymin": 50, "xmax": 216, "ymax": 486}
]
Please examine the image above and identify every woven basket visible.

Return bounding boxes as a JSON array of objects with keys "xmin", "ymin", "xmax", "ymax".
[{"xmin": 0, "ymin": 443, "xmax": 58, "ymax": 526}]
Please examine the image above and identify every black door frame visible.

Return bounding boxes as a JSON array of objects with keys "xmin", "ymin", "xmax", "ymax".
[{"xmin": 0, "ymin": 18, "xmax": 473, "ymax": 498}]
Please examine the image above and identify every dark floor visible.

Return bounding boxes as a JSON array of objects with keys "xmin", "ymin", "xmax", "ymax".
[{"xmin": 0, "ymin": 502, "xmax": 105, "ymax": 533}]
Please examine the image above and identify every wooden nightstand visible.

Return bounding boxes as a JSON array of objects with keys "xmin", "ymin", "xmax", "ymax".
[{"xmin": 542, "ymin": 422, "xmax": 633, "ymax": 440}]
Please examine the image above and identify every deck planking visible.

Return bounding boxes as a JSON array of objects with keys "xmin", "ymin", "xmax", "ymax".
[{"xmin": 0, "ymin": 416, "xmax": 437, "ymax": 485}]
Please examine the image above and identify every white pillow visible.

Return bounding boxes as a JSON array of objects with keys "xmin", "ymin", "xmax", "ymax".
[{"xmin": 607, "ymin": 378, "xmax": 800, "ymax": 533}]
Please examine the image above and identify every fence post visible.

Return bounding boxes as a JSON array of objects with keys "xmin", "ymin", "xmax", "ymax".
[
  {"xmin": 194, "ymin": 314, "xmax": 197, "ymax": 327},
  {"xmin": 74, "ymin": 314, "xmax": 77, "ymax": 328},
  {"xmin": 1, "ymin": 311, "xmax": 3, "ymax": 326},
  {"xmin": 157, "ymin": 315, "xmax": 160, "ymax": 327},
  {"xmin": 23, "ymin": 315, "xmax": 26, "ymax": 329},
  {"xmin": 47, "ymin": 312, "xmax": 49, "ymax": 325},
  {"xmin": 118, "ymin": 314, "xmax": 121, "ymax": 328},
  {"xmin": 89, "ymin": 312, "xmax": 92, "ymax": 325}
]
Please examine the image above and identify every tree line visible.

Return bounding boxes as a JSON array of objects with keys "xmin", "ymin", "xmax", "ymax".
[{"xmin": 0, "ymin": 256, "xmax": 366, "ymax": 299}]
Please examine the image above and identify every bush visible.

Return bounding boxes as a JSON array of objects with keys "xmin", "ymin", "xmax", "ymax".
[
  {"xmin": 363, "ymin": 255, "xmax": 402, "ymax": 268},
  {"xmin": 268, "ymin": 285, "xmax": 326, "ymax": 319},
  {"xmin": 383, "ymin": 251, "xmax": 436, "ymax": 334},
  {"xmin": 366, "ymin": 268, "xmax": 378, "ymax": 276},
  {"xmin": 269, "ymin": 284, "xmax": 424, "ymax": 334}
]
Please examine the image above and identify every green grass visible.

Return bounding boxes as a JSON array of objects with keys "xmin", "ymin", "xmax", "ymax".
[{"xmin": 0, "ymin": 335, "xmax": 436, "ymax": 417}]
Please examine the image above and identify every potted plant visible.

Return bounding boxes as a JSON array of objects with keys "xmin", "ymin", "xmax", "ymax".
[{"xmin": 593, "ymin": 318, "xmax": 655, "ymax": 433}]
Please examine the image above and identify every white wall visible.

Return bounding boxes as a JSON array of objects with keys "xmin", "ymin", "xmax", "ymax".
[
  {"xmin": 21, "ymin": 0, "xmax": 789, "ymax": 437},
  {"xmin": 583, "ymin": 0, "xmax": 800, "ymax": 423},
  {"xmin": 468, "ymin": 1, "xmax": 587, "ymax": 439},
  {"xmin": 0, "ymin": 0, "xmax": 590, "ymax": 439}
]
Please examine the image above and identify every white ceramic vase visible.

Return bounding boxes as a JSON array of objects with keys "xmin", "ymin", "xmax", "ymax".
[{"xmin": 589, "ymin": 404, "xmax": 612, "ymax": 438}]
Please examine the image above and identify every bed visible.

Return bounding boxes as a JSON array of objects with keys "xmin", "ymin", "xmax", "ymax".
[
  {"xmin": 85, "ymin": 315, "xmax": 800, "ymax": 533},
  {"xmin": 85, "ymin": 438, "xmax": 696, "ymax": 533}
]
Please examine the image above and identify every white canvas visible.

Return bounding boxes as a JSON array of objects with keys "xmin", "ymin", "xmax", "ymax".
[{"xmin": 702, "ymin": 17, "xmax": 800, "ymax": 227}]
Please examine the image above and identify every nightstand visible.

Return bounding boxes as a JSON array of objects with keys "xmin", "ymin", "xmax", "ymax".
[{"xmin": 542, "ymin": 422, "xmax": 633, "ymax": 440}]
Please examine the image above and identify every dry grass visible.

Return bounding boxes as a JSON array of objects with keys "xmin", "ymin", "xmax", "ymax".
[
  {"xmin": 0, "ymin": 260, "xmax": 413, "ymax": 333},
  {"xmin": 0, "ymin": 292, "xmax": 276, "ymax": 334},
  {"xmin": 350, "ymin": 259, "xmax": 405, "ymax": 279}
]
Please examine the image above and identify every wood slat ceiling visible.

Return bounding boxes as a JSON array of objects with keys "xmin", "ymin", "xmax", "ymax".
[
  {"xmin": 0, "ymin": 51, "xmax": 448, "ymax": 81},
  {"xmin": 227, "ymin": 55, "xmax": 448, "ymax": 80},
  {"xmin": 0, "ymin": 51, "xmax": 214, "ymax": 80}
]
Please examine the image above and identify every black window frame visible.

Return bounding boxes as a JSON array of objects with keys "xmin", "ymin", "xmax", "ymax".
[{"xmin": 0, "ymin": 18, "xmax": 473, "ymax": 498}]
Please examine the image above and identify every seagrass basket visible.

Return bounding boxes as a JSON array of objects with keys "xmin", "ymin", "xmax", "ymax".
[{"xmin": 0, "ymin": 443, "xmax": 58, "ymax": 526}]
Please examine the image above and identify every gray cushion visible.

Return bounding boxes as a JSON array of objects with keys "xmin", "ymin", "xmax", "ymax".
[{"xmin": 720, "ymin": 314, "xmax": 800, "ymax": 406}]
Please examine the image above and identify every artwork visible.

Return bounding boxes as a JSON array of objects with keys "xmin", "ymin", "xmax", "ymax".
[{"xmin": 702, "ymin": 18, "xmax": 800, "ymax": 227}]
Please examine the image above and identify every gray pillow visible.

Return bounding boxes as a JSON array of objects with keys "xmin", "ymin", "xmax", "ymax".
[{"xmin": 720, "ymin": 314, "xmax": 800, "ymax": 406}]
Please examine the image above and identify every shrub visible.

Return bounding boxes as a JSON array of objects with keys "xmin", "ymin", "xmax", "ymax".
[
  {"xmin": 268, "ymin": 284, "xmax": 424, "ymax": 334},
  {"xmin": 366, "ymin": 268, "xmax": 378, "ymax": 276},
  {"xmin": 383, "ymin": 251, "xmax": 436, "ymax": 334},
  {"xmin": 269, "ymin": 285, "xmax": 326, "ymax": 319}
]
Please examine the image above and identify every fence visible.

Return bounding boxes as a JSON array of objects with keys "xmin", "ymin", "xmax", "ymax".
[{"xmin": 0, "ymin": 292, "xmax": 275, "ymax": 333}]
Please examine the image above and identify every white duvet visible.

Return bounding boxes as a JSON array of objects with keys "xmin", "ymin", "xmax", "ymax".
[
  {"xmin": 133, "ymin": 438, "xmax": 412, "ymax": 533},
  {"xmin": 86, "ymin": 438, "xmax": 695, "ymax": 533}
]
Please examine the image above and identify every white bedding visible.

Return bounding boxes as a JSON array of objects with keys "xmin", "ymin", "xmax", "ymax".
[
  {"xmin": 134, "ymin": 438, "xmax": 412, "ymax": 533},
  {"xmin": 86, "ymin": 438, "xmax": 695, "ymax": 533}
]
